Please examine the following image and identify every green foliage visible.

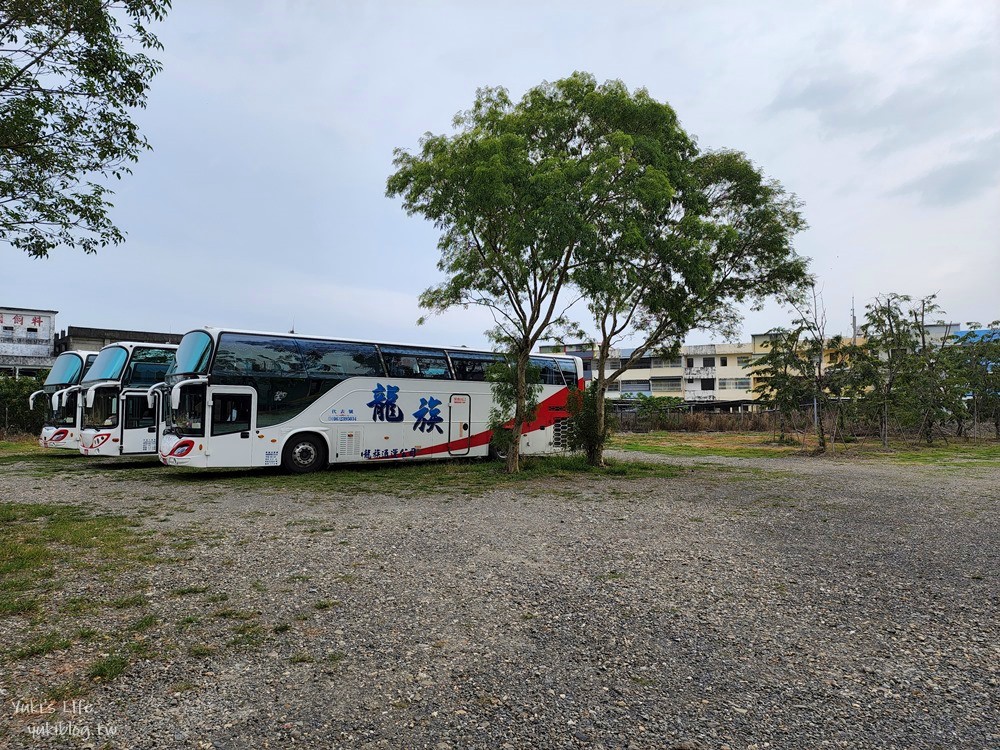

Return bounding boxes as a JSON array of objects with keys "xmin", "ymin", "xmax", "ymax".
[
  {"xmin": 485, "ymin": 358, "xmax": 541, "ymax": 457},
  {"xmin": 951, "ymin": 329, "xmax": 1000, "ymax": 437},
  {"xmin": 389, "ymin": 72, "xmax": 650, "ymax": 469},
  {"xmin": 0, "ymin": 373, "xmax": 46, "ymax": 435},
  {"xmin": 567, "ymin": 383, "xmax": 616, "ymax": 462},
  {"xmin": 620, "ymin": 392, "xmax": 685, "ymax": 418},
  {"xmin": 0, "ymin": 0, "xmax": 171, "ymax": 257}
]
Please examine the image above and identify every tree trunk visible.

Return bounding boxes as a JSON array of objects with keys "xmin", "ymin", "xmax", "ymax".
[
  {"xmin": 881, "ymin": 397, "xmax": 889, "ymax": 448},
  {"xmin": 815, "ymin": 403, "xmax": 826, "ymax": 452},
  {"xmin": 586, "ymin": 381, "xmax": 608, "ymax": 467},
  {"xmin": 504, "ymin": 353, "xmax": 529, "ymax": 473}
]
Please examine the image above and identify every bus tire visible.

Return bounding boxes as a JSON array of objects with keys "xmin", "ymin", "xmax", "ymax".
[
  {"xmin": 489, "ymin": 431, "xmax": 510, "ymax": 461},
  {"xmin": 282, "ymin": 434, "xmax": 326, "ymax": 474}
]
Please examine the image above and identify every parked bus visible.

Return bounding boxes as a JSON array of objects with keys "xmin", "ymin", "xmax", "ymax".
[
  {"xmin": 158, "ymin": 327, "xmax": 583, "ymax": 472},
  {"xmin": 28, "ymin": 350, "xmax": 98, "ymax": 450},
  {"xmin": 78, "ymin": 342, "xmax": 178, "ymax": 457}
]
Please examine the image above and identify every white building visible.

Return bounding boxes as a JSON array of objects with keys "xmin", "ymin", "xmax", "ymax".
[{"xmin": 0, "ymin": 306, "xmax": 58, "ymax": 376}]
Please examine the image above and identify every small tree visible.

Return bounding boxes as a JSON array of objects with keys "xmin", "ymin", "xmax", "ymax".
[
  {"xmin": 848, "ymin": 294, "xmax": 923, "ymax": 447},
  {"xmin": 0, "ymin": 373, "xmax": 47, "ymax": 436},
  {"xmin": 1, "ymin": 0, "xmax": 171, "ymax": 257},
  {"xmin": 750, "ymin": 327, "xmax": 810, "ymax": 443},
  {"xmin": 952, "ymin": 326, "xmax": 1000, "ymax": 439}
]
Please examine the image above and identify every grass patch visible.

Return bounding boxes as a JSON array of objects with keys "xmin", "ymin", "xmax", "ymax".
[
  {"xmin": 111, "ymin": 594, "xmax": 147, "ymax": 609},
  {"xmin": 154, "ymin": 453, "xmax": 685, "ymax": 498},
  {"xmin": 212, "ymin": 608, "xmax": 255, "ymax": 620},
  {"xmin": 130, "ymin": 614, "xmax": 158, "ymax": 632},
  {"xmin": 289, "ymin": 652, "xmax": 314, "ymax": 664},
  {"xmin": 611, "ymin": 432, "xmax": 800, "ymax": 459},
  {"xmin": 87, "ymin": 654, "xmax": 128, "ymax": 683},
  {"xmin": 171, "ymin": 585, "xmax": 209, "ymax": 597},
  {"xmin": 0, "ymin": 502, "xmax": 156, "ymax": 621},
  {"xmin": 228, "ymin": 622, "xmax": 266, "ymax": 647},
  {"xmin": 610, "ymin": 430, "xmax": 1000, "ymax": 466},
  {"xmin": 11, "ymin": 631, "xmax": 71, "ymax": 659},
  {"xmin": 188, "ymin": 644, "xmax": 215, "ymax": 657}
]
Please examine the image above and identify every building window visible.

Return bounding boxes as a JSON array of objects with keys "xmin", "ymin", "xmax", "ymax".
[
  {"xmin": 687, "ymin": 377, "xmax": 694, "ymax": 384},
  {"xmin": 686, "ymin": 357, "xmax": 694, "ymax": 368},
  {"xmin": 620, "ymin": 379, "xmax": 651, "ymax": 392},
  {"xmin": 651, "ymin": 377, "xmax": 682, "ymax": 392},
  {"xmin": 606, "ymin": 380, "xmax": 620, "ymax": 392},
  {"xmin": 605, "ymin": 359, "xmax": 621, "ymax": 370},
  {"xmin": 737, "ymin": 355, "xmax": 751, "ymax": 366},
  {"xmin": 720, "ymin": 356, "xmax": 727, "ymax": 367},
  {"xmin": 703, "ymin": 357, "xmax": 715, "ymax": 367},
  {"xmin": 700, "ymin": 378, "xmax": 715, "ymax": 391},
  {"xmin": 719, "ymin": 378, "xmax": 751, "ymax": 390}
]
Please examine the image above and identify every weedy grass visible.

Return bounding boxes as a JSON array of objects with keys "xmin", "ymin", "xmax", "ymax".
[
  {"xmin": 0, "ymin": 502, "xmax": 156, "ymax": 620},
  {"xmin": 159, "ymin": 453, "xmax": 687, "ymax": 498},
  {"xmin": 610, "ymin": 430, "xmax": 1000, "ymax": 466},
  {"xmin": 10, "ymin": 631, "xmax": 71, "ymax": 659},
  {"xmin": 610, "ymin": 431, "xmax": 803, "ymax": 459}
]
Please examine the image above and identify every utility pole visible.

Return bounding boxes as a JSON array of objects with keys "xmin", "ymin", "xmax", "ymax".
[{"xmin": 851, "ymin": 295, "xmax": 857, "ymax": 346}]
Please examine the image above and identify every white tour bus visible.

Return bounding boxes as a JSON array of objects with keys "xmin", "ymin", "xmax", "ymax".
[
  {"xmin": 158, "ymin": 327, "xmax": 583, "ymax": 472},
  {"xmin": 29, "ymin": 350, "xmax": 99, "ymax": 450},
  {"xmin": 78, "ymin": 342, "xmax": 178, "ymax": 457}
]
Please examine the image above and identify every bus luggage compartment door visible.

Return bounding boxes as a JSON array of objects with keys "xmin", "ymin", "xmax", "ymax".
[{"xmin": 448, "ymin": 394, "xmax": 471, "ymax": 456}]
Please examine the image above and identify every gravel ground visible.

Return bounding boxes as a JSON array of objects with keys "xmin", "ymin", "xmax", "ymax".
[{"xmin": 2, "ymin": 451, "xmax": 998, "ymax": 750}]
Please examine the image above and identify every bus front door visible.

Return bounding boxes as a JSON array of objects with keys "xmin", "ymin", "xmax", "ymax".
[
  {"xmin": 206, "ymin": 387, "xmax": 257, "ymax": 467},
  {"xmin": 121, "ymin": 391, "xmax": 160, "ymax": 454},
  {"xmin": 448, "ymin": 394, "xmax": 471, "ymax": 456}
]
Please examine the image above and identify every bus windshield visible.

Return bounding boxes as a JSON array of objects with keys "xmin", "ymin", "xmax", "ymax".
[
  {"xmin": 43, "ymin": 353, "xmax": 85, "ymax": 387},
  {"xmin": 173, "ymin": 331, "xmax": 213, "ymax": 378},
  {"xmin": 83, "ymin": 387, "xmax": 119, "ymax": 430},
  {"xmin": 82, "ymin": 347, "xmax": 128, "ymax": 384}
]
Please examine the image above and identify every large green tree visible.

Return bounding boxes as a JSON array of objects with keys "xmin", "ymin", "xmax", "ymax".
[
  {"xmin": 389, "ymin": 72, "xmax": 808, "ymax": 470},
  {"xmin": 0, "ymin": 0, "xmax": 170, "ymax": 257},
  {"xmin": 388, "ymin": 73, "xmax": 648, "ymax": 472}
]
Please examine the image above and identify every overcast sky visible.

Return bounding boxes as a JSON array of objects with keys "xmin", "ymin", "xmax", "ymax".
[{"xmin": 4, "ymin": 0, "xmax": 998, "ymax": 348}]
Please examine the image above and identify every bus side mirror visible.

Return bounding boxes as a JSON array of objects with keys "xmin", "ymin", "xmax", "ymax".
[
  {"xmin": 171, "ymin": 386, "xmax": 181, "ymax": 411},
  {"xmin": 85, "ymin": 388, "xmax": 96, "ymax": 409}
]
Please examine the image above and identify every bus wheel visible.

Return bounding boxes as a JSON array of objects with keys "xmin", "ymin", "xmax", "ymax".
[
  {"xmin": 489, "ymin": 431, "xmax": 510, "ymax": 461},
  {"xmin": 283, "ymin": 434, "xmax": 326, "ymax": 473}
]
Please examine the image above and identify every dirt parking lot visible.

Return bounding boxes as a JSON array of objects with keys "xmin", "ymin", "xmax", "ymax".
[{"xmin": 1, "ymin": 446, "xmax": 998, "ymax": 750}]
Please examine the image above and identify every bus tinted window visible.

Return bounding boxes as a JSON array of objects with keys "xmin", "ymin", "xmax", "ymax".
[
  {"xmin": 556, "ymin": 358, "xmax": 579, "ymax": 388},
  {"xmin": 43, "ymin": 353, "xmax": 84, "ymax": 387},
  {"xmin": 175, "ymin": 331, "xmax": 213, "ymax": 375},
  {"xmin": 448, "ymin": 350, "xmax": 502, "ymax": 381},
  {"xmin": 83, "ymin": 346, "xmax": 128, "ymax": 383},
  {"xmin": 299, "ymin": 340, "xmax": 383, "ymax": 379},
  {"xmin": 380, "ymin": 346, "xmax": 451, "ymax": 379},
  {"xmin": 125, "ymin": 347, "xmax": 175, "ymax": 387},
  {"xmin": 213, "ymin": 334, "xmax": 305, "ymax": 374},
  {"xmin": 529, "ymin": 357, "xmax": 565, "ymax": 386}
]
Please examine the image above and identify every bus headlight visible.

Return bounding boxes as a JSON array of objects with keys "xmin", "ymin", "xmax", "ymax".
[{"xmin": 168, "ymin": 439, "xmax": 194, "ymax": 458}]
